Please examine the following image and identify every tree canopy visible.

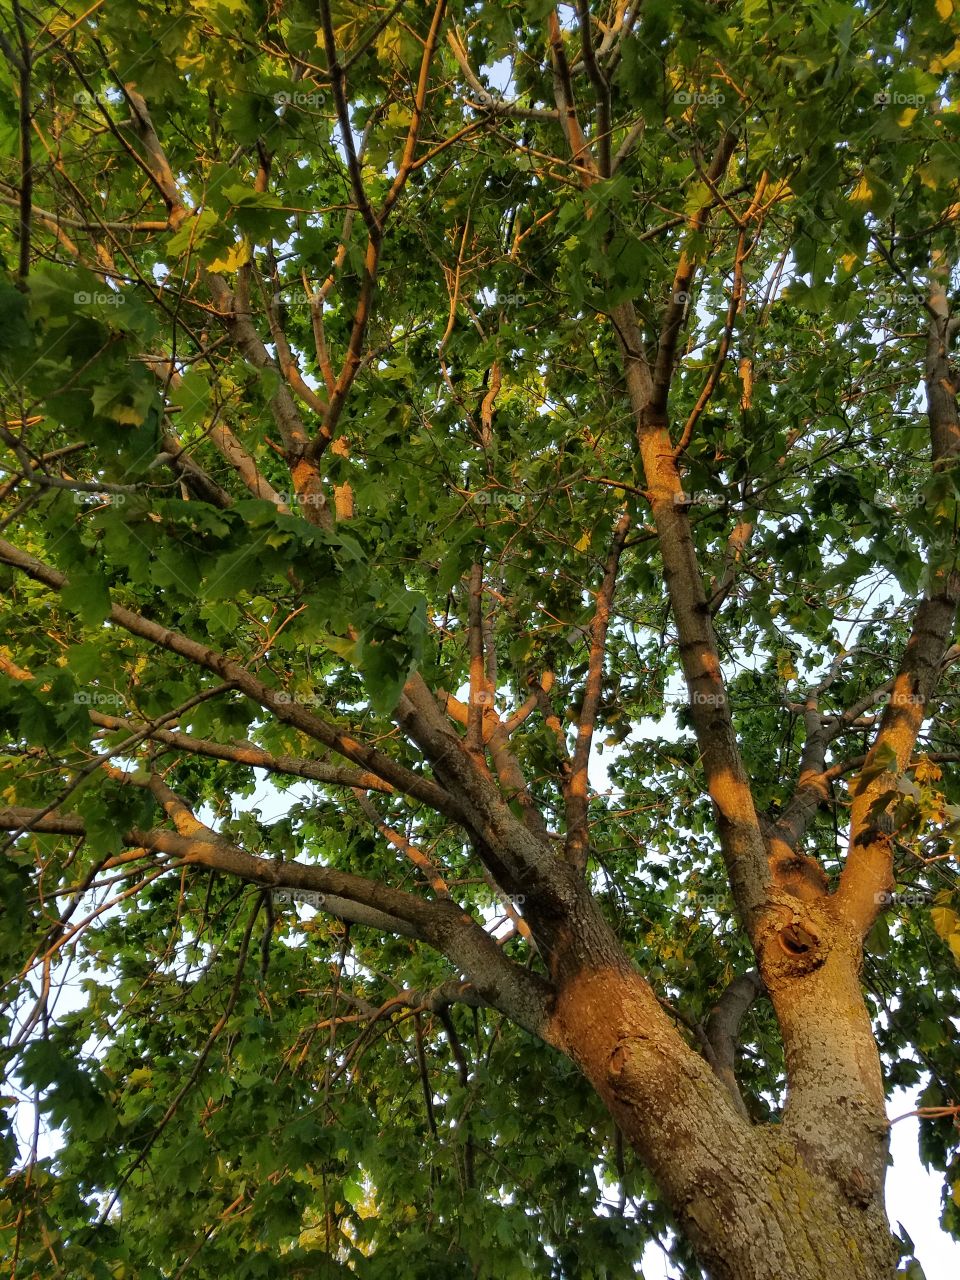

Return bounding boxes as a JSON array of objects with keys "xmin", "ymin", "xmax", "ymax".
[{"xmin": 0, "ymin": 1, "xmax": 959, "ymax": 1277}]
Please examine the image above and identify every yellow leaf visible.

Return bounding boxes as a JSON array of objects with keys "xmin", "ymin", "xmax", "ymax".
[
  {"xmin": 915, "ymin": 755, "xmax": 943, "ymax": 783},
  {"xmin": 776, "ymin": 649, "xmax": 798, "ymax": 682},
  {"xmin": 936, "ymin": 0, "xmax": 953, "ymax": 17},
  {"xmin": 327, "ymin": 18, "xmax": 362, "ymax": 47},
  {"xmin": 384, "ymin": 102, "xmax": 412, "ymax": 131},
  {"xmin": 931, "ymin": 905, "xmax": 958, "ymax": 939},
  {"xmin": 575, "ymin": 532, "xmax": 591, "ymax": 551},
  {"xmin": 207, "ymin": 240, "xmax": 250, "ymax": 273},
  {"xmin": 849, "ymin": 174, "xmax": 873, "ymax": 207},
  {"xmin": 931, "ymin": 905, "xmax": 960, "ymax": 962},
  {"xmin": 896, "ymin": 107, "xmax": 919, "ymax": 128},
  {"xmin": 939, "ymin": 40, "xmax": 960, "ymax": 70},
  {"xmin": 377, "ymin": 23, "xmax": 404, "ymax": 65}
]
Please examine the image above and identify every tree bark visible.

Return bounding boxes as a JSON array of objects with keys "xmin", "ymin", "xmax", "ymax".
[
  {"xmin": 553, "ymin": 959, "xmax": 900, "ymax": 1280},
  {"xmin": 516, "ymin": 872, "xmax": 902, "ymax": 1280}
]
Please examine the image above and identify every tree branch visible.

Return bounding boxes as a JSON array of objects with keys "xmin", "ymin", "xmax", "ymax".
[
  {"xmin": 566, "ymin": 511, "xmax": 630, "ymax": 871},
  {"xmin": 466, "ymin": 562, "xmax": 487, "ymax": 755},
  {"xmin": 0, "ymin": 805, "xmax": 555, "ymax": 1039},
  {"xmin": 575, "ymin": 0, "xmax": 611, "ymax": 177},
  {"xmin": 312, "ymin": 0, "xmax": 448, "ymax": 448},
  {"xmin": 704, "ymin": 970, "xmax": 763, "ymax": 1119},
  {"xmin": 613, "ymin": 300, "xmax": 770, "ymax": 935},
  {"xmin": 88, "ymin": 711, "xmax": 395, "ymax": 793},
  {"xmin": 649, "ymin": 132, "xmax": 738, "ymax": 421},
  {"xmin": 396, "ymin": 675, "xmax": 575, "ymax": 909},
  {"xmin": 0, "ymin": 537, "xmax": 456, "ymax": 816},
  {"xmin": 447, "ymin": 27, "xmax": 559, "ymax": 122},
  {"xmin": 547, "ymin": 9, "xmax": 596, "ymax": 179},
  {"xmin": 837, "ymin": 258, "xmax": 960, "ymax": 933},
  {"xmin": 354, "ymin": 789, "xmax": 451, "ymax": 897}
]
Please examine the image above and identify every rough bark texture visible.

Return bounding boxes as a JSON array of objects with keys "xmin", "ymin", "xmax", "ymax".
[
  {"xmin": 524, "ymin": 880, "xmax": 901, "ymax": 1280},
  {"xmin": 553, "ymin": 961, "xmax": 899, "ymax": 1280}
]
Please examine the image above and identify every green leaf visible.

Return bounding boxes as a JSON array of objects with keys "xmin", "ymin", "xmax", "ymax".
[{"xmin": 61, "ymin": 572, "xmax": 113, "ymax": 626}]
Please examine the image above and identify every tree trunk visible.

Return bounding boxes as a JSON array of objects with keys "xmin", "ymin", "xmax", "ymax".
[{"xmin": 551, "ymin": 961, "xmax": 901, "ymax": 1280}]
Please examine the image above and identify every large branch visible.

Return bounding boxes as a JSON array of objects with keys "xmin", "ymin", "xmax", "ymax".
[
  {"xmin": 0, "ymin": 537, "xmax": 455, "ymax": 817},
  {"xmin": 0, "ymin": 805, "xmax": 554, "ymax": 1040},
  {"xmin": 575, "ymin": 0, "xmax": 612, "ymax": 177},
  {"xmin": 613, "ymin": 299, "xmax": 770, "ymax": 934},
  {"xmin": 547, "ymin": 8, "xmax": 597, "ymax": 179},
  {"xmin": 768, "ymin": 648, "xmax": 959, "ymax": 870},
  {"xmin": 545, "ymin": 41, "xmax": 767, "ymax": 928},
  {"xmin": 438, "ymin": 680, "xmax": 554, "ymax": 843},
  {"xmin": 764, "ymin": 668, "xmax": 841, "ymax": 898},
  {"xmin": 122, "ymin": 86, "xmax": 191, "ymax": 230},
  {"xmin": 703, "ymin": 969, "xmax": 763, "ymax": 1118},
  {"xmin": 396, "ymin": 675, "xmax": 577, "ymax": 913},
  {"xmin": 836, "ymin": 260, "xmax": 960, "ymax": 934},
  {"xmin": 837, "ymin": 595, "xmax": 960, "ymax": 926}
]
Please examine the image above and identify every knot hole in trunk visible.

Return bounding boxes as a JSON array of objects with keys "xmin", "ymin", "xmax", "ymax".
[{"xmin": 779, "ymin": 923, "xmax": 818, "ymax": 956}]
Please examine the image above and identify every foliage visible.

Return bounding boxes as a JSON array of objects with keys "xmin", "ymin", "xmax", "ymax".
[{"xmin": 0, "ymin": 0, "xmax": 958, "ymax": 1275}]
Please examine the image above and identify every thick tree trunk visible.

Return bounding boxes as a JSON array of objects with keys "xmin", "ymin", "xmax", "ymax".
[{"xmin": 550, "ymin": 960, "xmax": 900, "ymax": 1280}]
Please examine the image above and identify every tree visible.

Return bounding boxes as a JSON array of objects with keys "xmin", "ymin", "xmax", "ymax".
[{"xmin": 0, "ymin": 0, "xmax": 959, "ymax": 1275}]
